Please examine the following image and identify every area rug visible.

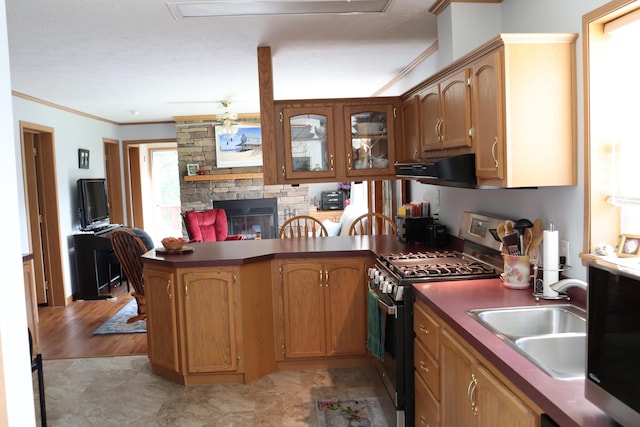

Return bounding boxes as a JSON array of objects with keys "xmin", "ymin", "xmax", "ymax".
[
  {"xmin": 317, "ymin": 398, "xmax": 388, "ymax": 427},
  {"xmin": 92, "ymin": 300, "xmax": 146, "ymax": 335}
]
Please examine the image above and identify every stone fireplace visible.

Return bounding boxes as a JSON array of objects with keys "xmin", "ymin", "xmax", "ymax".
[{"xmin": 176, "ymin": 120, "xmax": 311, "ymax": 233}]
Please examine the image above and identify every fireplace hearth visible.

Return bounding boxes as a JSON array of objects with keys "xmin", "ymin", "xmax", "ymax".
[{"xmin": 213, "ymin": 198, "xmax": 278, "ymax": 239}]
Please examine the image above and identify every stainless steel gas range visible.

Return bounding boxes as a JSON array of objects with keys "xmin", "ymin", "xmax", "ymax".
[{"xmin": 369, "ymin": 212, "xmax": 506, "ymax": 427}]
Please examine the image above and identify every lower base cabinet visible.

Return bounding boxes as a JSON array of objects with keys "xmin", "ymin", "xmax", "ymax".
[
  {"xmin": 415, "ymin": 299, "xmax": 540, "ymax": 427},
  {"xmin": 273, "ymin": 257, "xmax": 371, "ymax": 360},
  {"xmin": 145, "ymin": 262, "xmax": 276, "ymax": 385}
]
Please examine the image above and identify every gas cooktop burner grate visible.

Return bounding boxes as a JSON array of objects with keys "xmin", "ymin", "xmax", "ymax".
[
  {"xmin": 397, "ymin": 262, "xmax": 495, "ymax": 278},
  {"xmin": 383, "ymin": 251, "xmax": 461, "ymax": 261}
]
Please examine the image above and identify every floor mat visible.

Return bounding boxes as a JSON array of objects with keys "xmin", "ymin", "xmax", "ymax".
[
  {"xmin": 92, "ymin": 300, "xmax": 146, "ymax": 335},
  {"xmin": 317, "ymin": 397, "xmax": 388, "ymax": 427}
]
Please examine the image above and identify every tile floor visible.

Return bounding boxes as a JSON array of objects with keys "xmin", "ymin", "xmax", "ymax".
[{"xmin": 34, "ymin": 356, "xmax": 396, "ymax": 427}]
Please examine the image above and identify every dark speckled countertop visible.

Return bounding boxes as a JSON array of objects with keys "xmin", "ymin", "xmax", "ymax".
[{"xmin": 412, "ymin": 279, "xmax": 616, "ymax": 427}]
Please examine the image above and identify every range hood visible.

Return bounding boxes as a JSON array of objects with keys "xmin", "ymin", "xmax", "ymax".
[{"xmin": 395, "ymin": 153, "xmax": 477, "ymax": 188}]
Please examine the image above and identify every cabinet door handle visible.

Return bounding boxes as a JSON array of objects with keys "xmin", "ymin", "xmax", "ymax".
[
  {"xmin": 419, "ymin": 415, "xmax": 429, "ymax": 426},
  {"xmin": 418, "ymin": 324, "xmax": 429, "ymax": 335},
  {"xmin": 185, "ymin": 282, "xmax": 189, "ymax": 299},
  {"xmin": 467, "ymin": 373, "xmax": 478, "ymax": 416},
  {"xmin": 434, "ymin": 118, "xmax": 441, "ymax": 141},
  {"xmin": 166, "ymin": 279, "xmax": 172, "ymax": 299},
  {"xmin": 319, "ymin": 270, "xmax": 323, "ymax": 287},
  {"xmin": 418, "ymin": 360, "xmax": 429, "ymax": 373},
  {"xmin": 330, "ymin": 154, "xmax": 334, "ymax": 171},
  {"xmin": 281, "ymin": 165, "xmax": 285, "ymax": 176},
  {"xmin": 347, "ymin": 153, "xmax": 352, "ymax": 170},
  {"xmin": 491, "ymin": 136, "xmax": 498, "ymax": 168},
  {"xmin": 325, "ymin": 270, "xmax": 329, "ymax": 287}
]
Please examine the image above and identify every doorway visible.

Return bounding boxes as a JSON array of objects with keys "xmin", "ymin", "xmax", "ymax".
[
  {"xmin": 123, "ymin": 139, "xmax": 179, "ymax": 245},
  {"xmin": 20, "ymin": 122, "xmax": 66, "ymax": 306}
]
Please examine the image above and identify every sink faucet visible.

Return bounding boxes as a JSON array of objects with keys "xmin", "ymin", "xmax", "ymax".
[{"xmin": 550, "ymin": 278, "xmax": 588, "ymax": 293}]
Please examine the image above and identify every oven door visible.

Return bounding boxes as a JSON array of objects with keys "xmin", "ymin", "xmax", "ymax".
[{"xmin": 372, "ymin": 287, "xmax": 406, "ymax": 412}]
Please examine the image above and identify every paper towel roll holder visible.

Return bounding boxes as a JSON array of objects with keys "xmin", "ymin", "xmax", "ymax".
[{"xmin": 532, "ymin": 263, "xmax": 572, "ymax": 301}]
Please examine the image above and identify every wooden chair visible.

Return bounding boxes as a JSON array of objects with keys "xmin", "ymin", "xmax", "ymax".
[
  {"xmin": 348, "ymin": 212, "xmax": 397, "ymax": 236},
  {"xmin": 279, "ymin": 215, "xmax": 328, "ymax": 238},
  {"xmin": 110, "ymin": 228, "xmax": 149, "ymax": 323}
]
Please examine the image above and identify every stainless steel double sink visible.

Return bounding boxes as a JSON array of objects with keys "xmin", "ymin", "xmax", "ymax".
[{"xmin": 467, "ymin": 304, "xmax": 586, "ymax": 380}]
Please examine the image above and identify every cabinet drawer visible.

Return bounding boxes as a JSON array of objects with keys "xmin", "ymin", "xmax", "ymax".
[
  {"xmin": 415, "ymin": 372, "xmax": 440, "ymax": 427},
  {"xmin": 414, "ymin": 338, "xmax": 440, "ymax": 400},
  {"xmin": 414, "ymin": 301, "xmax": 440, "ymax": 356}
]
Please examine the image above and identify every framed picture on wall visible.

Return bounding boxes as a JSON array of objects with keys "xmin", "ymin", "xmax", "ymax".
[
  {"xmin": 78, "ymin": 149, "xmax": 90, "ymax": 169},
  {"xmin": 215, "ymin": 125, "xmax": 263, "ymax": 168},
  {"xmin": 186, "ymin": 163, "xmax": 200, "ymax": 176},
  {"xmin": 617, "ymin": 234, "xmax": 640, "ymax": 257}
]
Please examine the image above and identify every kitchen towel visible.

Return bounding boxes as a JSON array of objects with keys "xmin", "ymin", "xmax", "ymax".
[{"xmin": 367, "ymin": 289, "xmax": 385, "ymax": 361}]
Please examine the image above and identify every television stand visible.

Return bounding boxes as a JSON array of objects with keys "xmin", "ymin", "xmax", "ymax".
[{"xmin": 73, "ymin": 227, "xmax": 123, "ymax": 300}]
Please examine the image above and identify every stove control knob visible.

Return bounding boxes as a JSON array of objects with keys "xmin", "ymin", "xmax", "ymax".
[
  {"xmin": 394, "ymin": 286, "xmax": 404, "ymax": 300},
  {"xmin": 368, "ymin": 268, "xmax": 378, "ymax": 279},
  {"xmin": 380, "ymin": 279, "xmax": 390, "ymax": 292},
  {"xmin": 385, "ymin": 282, "xmax": 394, "ymax": 293}
]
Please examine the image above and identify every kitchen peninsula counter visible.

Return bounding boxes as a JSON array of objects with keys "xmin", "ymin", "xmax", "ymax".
[
  {"xmin": 140, "ymin": 235, "xmax": 419, "ymax": 387},
  {"xmin": 141, "ymin": 235, "xmax": 418, "ymax": 267},
  {"xmin": 413, "ymin": 279, "xmax": 615, "ymax": 427}
]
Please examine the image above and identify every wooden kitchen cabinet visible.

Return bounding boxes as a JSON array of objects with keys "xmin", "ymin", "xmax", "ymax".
[
  {"xmin": 145, "ymin": 266, "xmax": 180, "ymax": 373},
  {"xmin": 178, "ymin": 268, "xmax": 240, "ymax": 374},
  {"xmin": 400, "ymin": 94, "xmax": 421, "ymax": 161},
  {"xmin": 441, "ymin": 329, "xmax": 536, "ymax": 426},
  {"xmin": 470, "ymin": 34, "xmax": 577, "ymax": 188},
  {"xmin": 280, "ymin": 104, "xmax": 337, "ymax": 181},
  {"xmin": 414, "ymin": 299, "xmax": 441, "ymax": 427},
  {"xmin": 274, "ymin": 257, "xmax": 369, "ymax": 360},
  {"xmin": 413, "ymin": 298, "xmax": 539, "ymax": 427},
  {"xmin": 400, "ymin": 33, "xmax": 577, "ymax": 188},
  {"xmin": 344, "ymin": 104, "xmax": 396, "ymax": 177},
  {"xmin": 144, "ymin": 262, "xmax": 276, "ymax": 385},
  {"xmin": 23, "ymin": 256, "xmax": 39, "ymax": 354},
  {"xmin": 273, "ymin": 98, "xmax": 398, "ymax": 184},
  {"xmin": 419, "ymin": 68, "xmax": 472, "ymax": 155}
]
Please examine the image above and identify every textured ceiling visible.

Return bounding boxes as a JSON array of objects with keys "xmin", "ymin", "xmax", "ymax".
[{"xmin": 6, "ymin": 0, "xmax": 438, "ymax": 123}]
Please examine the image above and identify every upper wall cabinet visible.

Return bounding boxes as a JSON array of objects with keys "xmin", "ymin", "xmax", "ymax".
[
  {"xmin": 401, "ymin": 33, "xmax": 578, "ymax": 188},
  {"xmin": 420, "ymin": 68, "xmax": 472, "ymax": 154},
  {"xmin": 273, "ymin": 98, "xmax": 399, "ymax": 184}
]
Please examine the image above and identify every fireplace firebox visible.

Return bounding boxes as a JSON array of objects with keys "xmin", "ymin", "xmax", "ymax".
[{"xmin": 213, "ymin": 198, "xmax": 278, "ymax": 239}]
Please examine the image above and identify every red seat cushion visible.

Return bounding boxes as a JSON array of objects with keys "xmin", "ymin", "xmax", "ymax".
[{"xmin": 183, "ymin": 209, "xmax": 229, "ymax": 242}]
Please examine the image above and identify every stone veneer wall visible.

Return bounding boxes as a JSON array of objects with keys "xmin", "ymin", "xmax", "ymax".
[{"xmin": 176, "ymin": 120, "xmax": 311, "ymax": 232}]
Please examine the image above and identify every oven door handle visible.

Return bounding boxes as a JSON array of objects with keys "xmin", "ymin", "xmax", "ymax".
[{"xmin": 375, "ymin": 290, "xmax": 397, "ymax": 317}]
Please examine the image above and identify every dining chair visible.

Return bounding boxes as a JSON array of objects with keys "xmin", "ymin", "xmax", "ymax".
[
  {"xmin": 110, "ymin": 228, "xmax": 149, "ymax": 323},
  {"xmin": 279, "ymin": 215, "xmax": 328, "ymax": 238},
  {"xmin": 348, "ymin": 212, "xmax": 397, "ymax": 236}
]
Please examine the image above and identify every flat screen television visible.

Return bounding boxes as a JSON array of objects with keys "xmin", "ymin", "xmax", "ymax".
[{"xmin": 77, "ymin": 178, "xmax": 110, "ymax": 231}]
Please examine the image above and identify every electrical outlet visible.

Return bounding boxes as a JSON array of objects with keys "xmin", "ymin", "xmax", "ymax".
[{"xmin": 560, "ymin": 240, "xmax": 570, "ymax": 264}]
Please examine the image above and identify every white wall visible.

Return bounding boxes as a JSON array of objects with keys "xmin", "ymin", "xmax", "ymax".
[
  {"xmin": 410, "ymin": 0, "xmax": 612, "ymax": 281},
  {"xmin": 0, "ymin": 0, "xmax": 37, "ymax": 423}
]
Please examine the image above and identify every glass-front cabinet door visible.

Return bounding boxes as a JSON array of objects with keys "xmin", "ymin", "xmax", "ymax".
[
  {"xmin": 281, "ymin": 106, "xmax": 337, "ymax": 180},
  {"xmin": 344, "ymin": 104, "xmax": 396, "ymax": 177}
]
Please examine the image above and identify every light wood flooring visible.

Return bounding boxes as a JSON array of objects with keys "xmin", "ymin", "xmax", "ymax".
[{"xmin": 37, "ymin": 282, "xmax": 147, "ymax": 360}]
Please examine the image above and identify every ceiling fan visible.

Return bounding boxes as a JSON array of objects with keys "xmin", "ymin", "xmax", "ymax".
[{"xmin": 216, "ymin": 100, "xmax": 239, "ymax": 135}]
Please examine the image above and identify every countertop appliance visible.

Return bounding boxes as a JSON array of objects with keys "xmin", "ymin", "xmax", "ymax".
[
  {"xmin": 586, "ymin": 263, "xmax": 640, "ymax": 427},
  {"xmin": 396, "ymin": 216, "xmax": 448, "ymax": 247},
  {"xmin": 369, "ymin": 211, "xmax": 505, "ymax": 427}
]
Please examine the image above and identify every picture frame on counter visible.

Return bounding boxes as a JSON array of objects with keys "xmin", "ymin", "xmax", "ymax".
[
  {"xmin": 186, "ymin": 163, "xmax": 200, "ymax": 176},
  {"xmin": 617, "ymin": 234, "xmax": 640, "ymax": 257}
]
